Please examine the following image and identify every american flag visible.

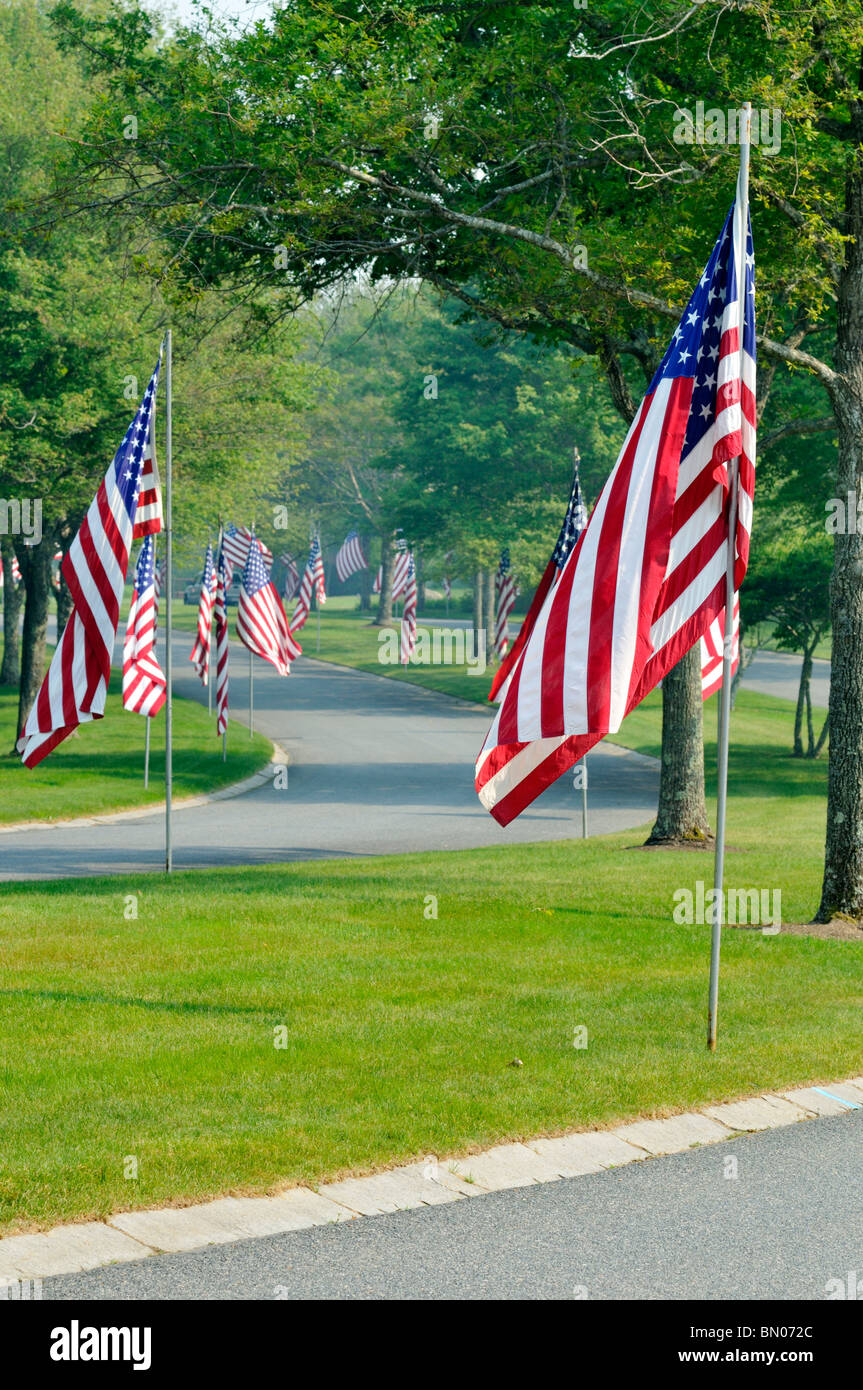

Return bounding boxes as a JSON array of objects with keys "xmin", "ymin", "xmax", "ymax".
[
  {"xmin": 400, "ymin": 553, "xmax": 418, "ymax": 664},
  {"xmin": 132, "ymin": 376, "xmax": 163, "ymax": 538},
  {"xmin": 280, "ymin": 552, "xmax": 300, "ymax": 601},
  {"xmin": 222, "ymin": 524, "xmax": 273, "ymax": 581},
  {"xmin": 154, "ymin": 559, "xmax": 165, "ymax": 606},
  {"xmin": 335, "ymin": 528, "xmax": 367, "ymax": 583},
  {"xmin": 122, "ymin": 534, "xmax": 167, "ymax": 717},
  {"xmin": 291, "ymin": 534, "xmax": 326, "ymax": 631},
  {"xmin": 477, "ymin": 179, "xmax": 755, "ymax": 824},
  {"xmin": 494, "ymin": 549, "xmax": 518, "ymax": 658},
  {"xmin": 19, "ymin": 355, "xmax": 163, "ymax": 767},
  {"xmin": 701, "ymin": 596, "xmax": 740, "ymax": 699},
  {"xmin": 488, "ymin": 456, "xmax": 588, "ymax": 702},
  {"xmin": 442, "ymin": 575, "xmax": 452, "ymax": 599},
  {"xmin": 373, "ymin": 538, "xmax": 411, "ymax": 598},
  {"xmin": 238, "ymin": 535, "xmax": 301, "ymax": 676},
  {"xmin": 214, "ymin": 540, "xmax": 230, "ymax": 735},
  {"xmin": 0, "ymin": 553, "xmax": 22, "ymax": 588},
  {"xmin": 189, "ymin": 543, "xmax": 217, "ymax": 684}
]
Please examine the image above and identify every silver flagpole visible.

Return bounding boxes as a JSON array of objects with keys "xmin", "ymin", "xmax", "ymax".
[
  {"xmin": 708, "ymin": 103, "xmax": 751, "ymax": 1052},
  {"xmin": 249, "ymin": 644, "xmax": 254, "ymax": 738},
  {"xmin": 144, "ymin": 718, "xmax": 151, "ymax": 789},
  {"xmin": 207, "ymin": 535, "xmax": 213, "ymax": 715},
  {"xmin": 165, "ymin": 329, "xmax": 173, "ymax": 874}
]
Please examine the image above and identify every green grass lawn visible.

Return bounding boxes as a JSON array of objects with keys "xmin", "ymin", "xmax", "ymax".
[
  {"xmin": 0, "ymin": 675, "xmax": 858, "ymax": 1236},
  {"xmin": 0, "ymin": 680, "xmax": 272, "ymax": 824}
]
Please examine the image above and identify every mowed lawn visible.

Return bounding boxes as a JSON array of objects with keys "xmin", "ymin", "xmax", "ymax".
[
  {"xmin": 0, "ymin": 683, "xmax": 859, "ymax": 1235},
  {"xmin": 0, "ymin": 680, "xmax": 272, "ymax": 823}
]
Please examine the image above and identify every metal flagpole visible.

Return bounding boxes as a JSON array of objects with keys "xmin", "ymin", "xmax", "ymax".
[
  {"xmin": 249, "ymin": 644, "xmax": 254, "ymax": 738},
  {"xmin": 164, "ymin": 329, "xmax": 173, "ymax": 874},
  {"xmin": 144, "ymin": 718, "xmax": 151, "ymax": 789},
  {"xmin": 708, "ymin": 102, "xmax": 751, "ymax": 1051}
]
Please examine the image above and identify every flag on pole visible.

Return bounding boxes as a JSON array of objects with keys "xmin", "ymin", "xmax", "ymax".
[
  {"xmin": 132, "ymin": 380, "xmax": 164, "ymax": 538},
  {"xmin": 488, "ymin": 459, "xmax": 588, "ymax": 702},
  {"xmin": 494, "ymin": 549, "xmax": 518, "ymax": 658},
  {"xmin": 0, "ymin": 553, "xmax": 22, "ymax": 588},
  {"xmin": 373, "ymin": 538, "xmax": 411, "ymax": 597},
  {"xmin": 476, "ymin": 186, "xmax": 755, "ymax": 825},
  {"xmin": 701, "ymin": 596, "xmax": 740, "ymax": 699},
  {"xmin": 189, "ymin": 543, "xmax": 217, "ymax": 684},
  {"xmin": 400, "ymin": 553, "xmax": 417, "ymax": 664},
  {"xmin": 221, "ymin": 524, "xmax": 273, "ymax": 580},
  {"xmin": 122, "ymin": 534, "xmax": 167, "ymax": 716},
  {"xmin": 238, "ymin": 536, "xmax": 302, "ymax": 676},
  {"xmin": 18, "ymin": 355, "xmax": 163, "ymax": 766},
  {"xmin": 214, "ymin": 541, "xmax": 230, "ymax": 735},
  {"xmin": 291, "ymin": 535, "xmax": 326, "ymax": 631},
  {"xmin": 280, "ymin": 552, "xmax": 300, "ymax": 601},
  {"xmin": 335, "ymin": 528, "xmax": 367, "ymax": 583}
]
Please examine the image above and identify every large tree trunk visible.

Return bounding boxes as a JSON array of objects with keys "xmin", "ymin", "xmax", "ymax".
[
  {"xmin": 473, "ymin": 569, "xmax": 483, "ymax": 641},
  {"xmin": 793, "ymin": 649, "xmax": 812, "ymax": 757},
  {"xmin": 16, "ymin": 542, "xmax": 53, "ymax": 742},
  {"xmin": 646, "ymin": 644, "xmax": 711, "ymax": 844},
  {"xmin": 817, "ymin": 153, "xmax": 863, "ymax": 922},
  {"xmin": 373, "ymin": 538, "xmax": 394, "ymax": 625},
  {"xmin": 1, "ymin": 537, "xmax": 23, "ymax": 687},
  {"xmin": 358, "ymin": 536, "xmax": 372, "ymax": 613}
]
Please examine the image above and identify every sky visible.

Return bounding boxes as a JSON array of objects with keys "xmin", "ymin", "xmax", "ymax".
[{"xmin": 158, "ymin": 0, "xmax": 275, "ymax": 34}]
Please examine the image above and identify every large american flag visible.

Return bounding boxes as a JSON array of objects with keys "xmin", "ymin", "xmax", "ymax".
[
  {"xmin": 291, "ymin": 534, "xmax": 326, "ymax": 631},
  {"xmin": 122, "ymin": 533, "xmax": 166, "ymax": 717},
  {"xmin": 494, "ymin": 549, "xmax": 518, "ymax": 658},
  {"xmin": 222, "ymin": 524, "xmax": 273, "ymax": 581},
  {"xmin": 19, "ymin": 355, "xmax": 163, "ymax": 768},
  {"xmin": 214, "ymin": 540, "xmax": 230, "ymax": 735},
  {"xmin": 400, "ymin": 553, "xmax": 417, "ymax": 664},
  {"xmin": 488, "ymin": 457, "xmax": 588, "ymax": 702},
  {"xmin": 238, "ymin": 535, "xmax": 302, "ymax": 676},
  {"xmin": 189, "ymin": 542, "xmax": 217, "ymax": 684},
  {"xmin": 335, "ymin": 528, "xmax": 367, "ymax": 583},
  {"xmin": 476, "ymin": 179, "xmax": 755, "ymax": 824}
]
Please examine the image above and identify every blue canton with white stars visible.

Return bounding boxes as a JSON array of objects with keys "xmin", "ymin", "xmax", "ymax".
[
  {"xmin": 134, "ymin": 534, "xmax": 156, "ymax": 592},
  {"xmin": 648, "ymin": 202, "xmax": 755, "ymax": 462},
  {"xmin": 112, "ymin": 358, "xmax": 161, "ymax": 520},
  {"xmin": 242, "ymin": 536, "xmax": 271, "ymax": 597},
  {"xmin": 552, "ymin": 462, "xmax": 589, "ymax": 571}
]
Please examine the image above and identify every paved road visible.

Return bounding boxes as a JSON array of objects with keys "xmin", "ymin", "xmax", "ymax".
[
  {"xmin": 0, "ymin": 631, "xmax": 660, "ymax": 879},
  {"xmin": 43, "ymin": 1110, "xmax": 863, "ymax": 1300},
  {"xmin": 745, "ymin": 649, "xmax": 829, "ymax": 708}
]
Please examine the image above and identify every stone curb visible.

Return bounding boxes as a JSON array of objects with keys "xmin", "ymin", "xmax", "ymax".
[
  {"xmin": 2, "ymin": 1075, "xmax": 862, "ymax": 1284},
  {"xmin": 0, "ymin": 740, "xmax": 289, "ymax": 835}
]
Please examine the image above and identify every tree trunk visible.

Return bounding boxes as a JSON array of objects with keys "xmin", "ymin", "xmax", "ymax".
[
  {"xmin": 358, "ymin": 537, "xmax": 372, "ymax": 612},
  {"xmin": 645, "ymin": 644, "xmax": 711, "ymax": 843},
  {"xmin": 817, "ymin": 152, "xmax": 863, "ymax": 921},
  {"xmin": 482, "ymin": 567, "xmax": 495, "ymax": 661},
  {"xmin": 793, "ymin": 649, "xmax": 812, "ymax": 757},
  {"xmin": 416, "ymin": 550, "xmax": 426, "ymax": 612},
  {"xmin": 1, "ymin": 537, "xmax": 23, "ymax": 687},
  {"xmin": 16, "ymin": 542, "xmax": 53, "ymax": 742},
  {"xmin": 473, "ymin": 569, "xmax": 483, "ymax": 641},
  {"xmin": 812, "ymin": 713, "xmax": 830, "ymax": 760},
  {"xmin": 373, "ymin": 538, "xmax": 394, "ymax": 625}
]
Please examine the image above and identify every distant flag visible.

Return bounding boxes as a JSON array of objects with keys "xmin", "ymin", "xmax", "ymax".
[
  {"xmin": 222, "ymin": 525, "xmax": 273, "ymax": 581},
  {"xmin": 238, "ymin": 536, "xmax": 302, "ymax": 676},
  {"xmin": 292, "ymin": 534, "xmax": 326, "ymax": 631},
  {"xmin": 373, "ymin": 537, "xmax": 411, "ymax": 598},
  {"xmin": 189, "ymin": 543, "xmax": 217, "ymax": 684},
  {"xmin": 488, "ymin": 456, "xmax": 588, "ymax": 702},
  {"xmin": 701, "ymin": 597, "xmax": 740, "ymax": 699},
  {"xmin": 19, "ymin": 353, "xmax": 163, "ymax": 767},
  {"xmin": 122, "ymin": 534, "xmax": 167, "ymax": 717},
  {"xmin": 214, "ymin": 541, "xmax": 230, "ymax": 735},
  {"xmin": 335, "ymin": 528, "xmax": 368, "ymax": 583},
  {"xmin": 0, "ymin": 554, "xmax": 21, "ymax": 588},
  {"xmin": 494, "ymin": 549, "xmax": 518, "ymax": 658},
  {"xmin": 442, "ymin": 575, "xmax": 452, "ymax": 599},
  {"xmin": 477, "ymin": 181, "xmax": 755, "ymax": 824},
  {"xmin": 132, "ymin": 358, "xmax": 165, "ymax": 537},
  {"xmin": 400, "ymin": 553, "xmax": 417, "ymax": 664},
  {"xmin": 154, "ymin": 559, "xmax": 165, "ymax": 608},
  {"xmin": 52, "ymin": 549, "xmax": 62, "ymax": 591},
  {"xmin": 280, "ymin": 552, "xmax": 300, "ymax": 601}
]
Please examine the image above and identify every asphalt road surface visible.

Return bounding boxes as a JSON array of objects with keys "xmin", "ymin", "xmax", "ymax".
[
  {"xmin": 0, "ymin": 631, "xmax": 660, "ymax": 879},
  {"xmin": 44, "ymin": 1110, "xmax": 863, "ymax": 1300}
]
